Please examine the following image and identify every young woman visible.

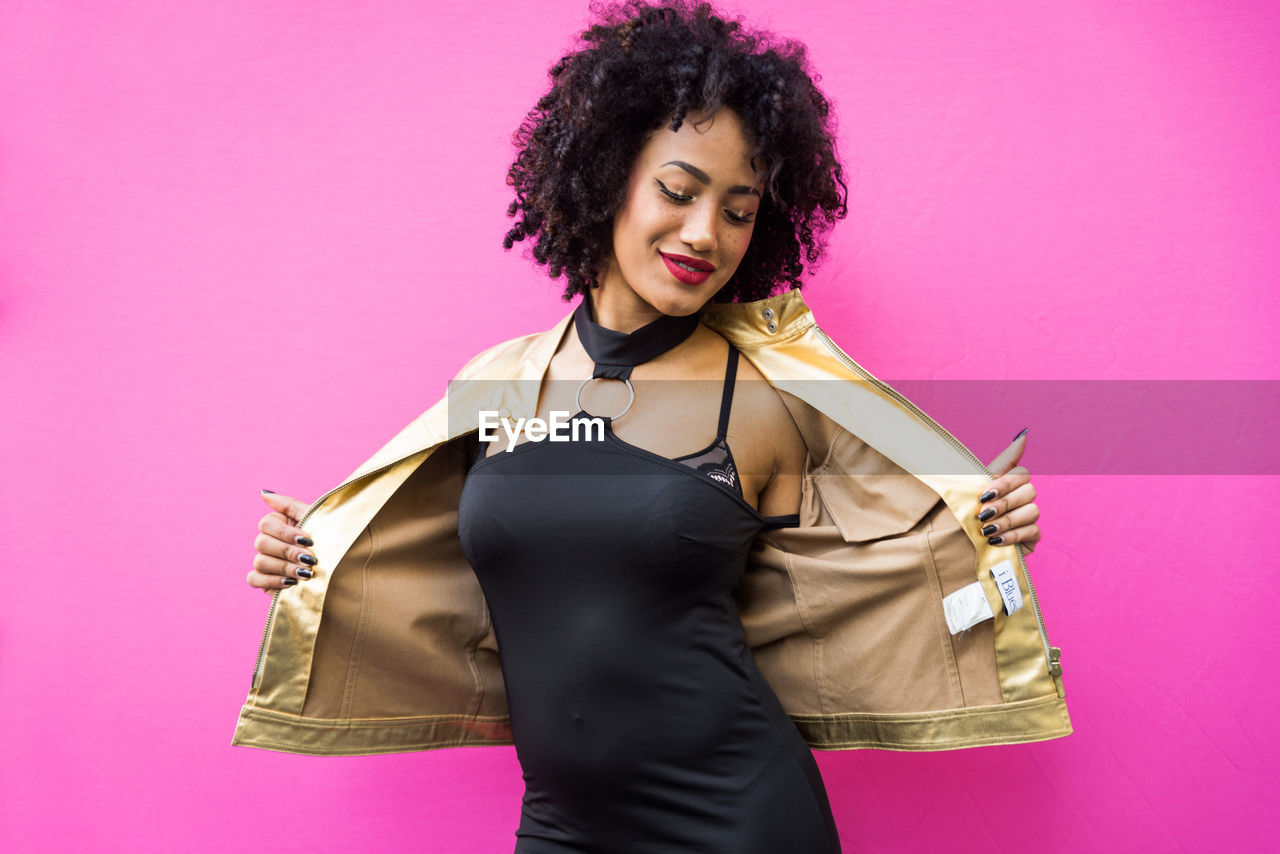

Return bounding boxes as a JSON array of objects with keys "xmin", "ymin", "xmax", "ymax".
[{"xmin": 238, "ymin": 3, "xmax": 1059, "ymax": 851}]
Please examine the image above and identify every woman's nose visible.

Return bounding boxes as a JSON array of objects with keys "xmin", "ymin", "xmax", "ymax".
[{"xmin": 679, "ymin": 202, "xmax": 717, "ymax": 252}]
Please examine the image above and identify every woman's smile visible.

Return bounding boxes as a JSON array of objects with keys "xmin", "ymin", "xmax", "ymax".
[{"xmin": 659, "ymin": 251, "xmax": 716, "ymax": 285}]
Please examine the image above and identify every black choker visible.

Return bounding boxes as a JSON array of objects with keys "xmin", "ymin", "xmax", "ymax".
[{"xmin": 573, "ymin": 299, "xmax": 700, "ymax": 381}]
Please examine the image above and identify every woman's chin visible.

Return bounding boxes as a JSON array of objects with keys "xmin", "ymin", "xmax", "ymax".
[{"xmin": 646, "ymin": 279, "xmax": 722, "ymax": 316}]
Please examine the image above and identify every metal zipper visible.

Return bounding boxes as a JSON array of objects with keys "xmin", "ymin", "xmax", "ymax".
[
  {"xmin": 249, "ymin": 432, "xmax": 479, "ymax": 690},
  {"xmin": 812, "ymin": 326, "xmax": 1058, "ymax": 678}
]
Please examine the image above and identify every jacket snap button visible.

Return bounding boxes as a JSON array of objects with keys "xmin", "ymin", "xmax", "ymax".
[
  {"xmin": 766, "ymin": 320, "xmax": 777, "ymax": 333},
  {"xmin": 762, "ymin": 307, "xmax": 774, "ymax": 319}
]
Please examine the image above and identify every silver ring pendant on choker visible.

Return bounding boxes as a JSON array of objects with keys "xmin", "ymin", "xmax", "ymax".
[
  {"xmin": 571, "ymin": 299, "xmax": 701, "ymax": 421},
  {"xmin": 575, "ymin": 375, "xmax": 635, "ymax": 420}
]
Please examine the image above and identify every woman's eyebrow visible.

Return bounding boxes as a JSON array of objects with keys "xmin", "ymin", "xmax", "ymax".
[{"xmin": 661, "ymin": 160, "xmax": 761, "ymax": 197}]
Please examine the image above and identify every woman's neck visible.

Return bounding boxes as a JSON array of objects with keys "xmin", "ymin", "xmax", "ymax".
[
  {"xmin": 573, "ymin": 290, "xmax": 702, "ymax": 380},
  {"xmin": 586, "ymin": 287, "xmax": 666, "ymax": 334}
]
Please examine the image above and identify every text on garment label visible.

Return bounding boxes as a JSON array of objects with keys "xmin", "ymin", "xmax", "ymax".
[
  {"xmin": 942, "ymin": 559, "xmax": 1025, "ymax": 634},
  {"xmin": 989, "ymin": 559, "xmax": 1023, "ymax": 616},
  {"xmin": 943, "ymin": 582, "xmax": 995, "ymax": 634}
]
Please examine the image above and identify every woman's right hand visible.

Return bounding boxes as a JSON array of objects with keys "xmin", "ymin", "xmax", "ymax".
[{"xmin": 247, "ymin": 490, "xmax": 317, "ymax": 594}]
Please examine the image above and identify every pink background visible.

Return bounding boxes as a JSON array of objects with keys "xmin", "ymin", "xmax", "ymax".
[{"xmin": 2, "ymin": 1, "xmax": 1276, "ymax": 851}]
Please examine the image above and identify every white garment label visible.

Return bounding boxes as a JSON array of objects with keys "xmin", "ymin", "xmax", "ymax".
[
  {"xmin": 990, "ymin": 559, "xmax": 1023, "ymax": 616},
  {"xmin": 943, "ymin": 582, "xmax": 995, "ymax": 634}
]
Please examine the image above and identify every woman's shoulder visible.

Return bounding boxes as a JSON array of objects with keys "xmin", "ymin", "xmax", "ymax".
[
  {"xmin": 694, "ymin": 327, "xmax": 805, "ymax": 452},
  {"xmin": 717, "ymin": 336, "xmax": 808, "ymax": 487},
  {"xmin": 731, "ymin": 347, "xmax": 802, "ymax": 433}
]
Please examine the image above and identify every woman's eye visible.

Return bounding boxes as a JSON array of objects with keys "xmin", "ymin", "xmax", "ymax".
[
  {"xmin": 656, "ymin": 178, "xmax": 754, "ymax": 224},
  {"xmin": 655, "ymin": 180, "xmax": 693, "ymax": 202}
]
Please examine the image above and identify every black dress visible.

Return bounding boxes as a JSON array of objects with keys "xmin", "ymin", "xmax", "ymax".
[{"xmin": 456, "ymin": 303, "xmax": 842, "ymax": 853}]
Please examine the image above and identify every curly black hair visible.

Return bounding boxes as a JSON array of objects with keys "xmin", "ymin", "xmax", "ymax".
[{"xmin": 503, "ymin": 0, "xmax": 848, "ymax": 303}]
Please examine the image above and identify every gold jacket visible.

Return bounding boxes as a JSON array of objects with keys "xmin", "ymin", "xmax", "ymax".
[{"xmin": 232, "ymin": 288, "xmax": 1070, "ymax": 756}]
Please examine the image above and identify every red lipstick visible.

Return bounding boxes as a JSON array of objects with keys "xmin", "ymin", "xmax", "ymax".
[{"xmin": 660, "ymin": 252, "xmax": 716, "ymax": 286}]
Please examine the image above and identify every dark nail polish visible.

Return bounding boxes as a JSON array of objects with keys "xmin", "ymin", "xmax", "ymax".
[
  {"xmin": 299, "ymin": 553, "xmax": 317, "ymax": 566},
  {"xmin": 978, "ymin": 508, "xmax": 996, "ymax": 522},
  {"xmin": 979, "ymin": 489, "xmax": 997, "ymax": 503},
  {"xmin": 296, "ymin": 567, "xmax": 313, "ymax": 579},
  {"xmin": 282, "ymin": 578, "xmax": 298, "ymax": 586},
  {"xmin": 1012, "ymin": 427, "xmax": 1029, "ymax": 442},
  {"xmin": 261, "ymin": 489, "xmax": 276, "ymax": 494},
  {"xmin": 295, "ymin": 535, "xmax": 314, "ymax": 547},
  {"xmin": 988, "ymin": 535, "xmax": 1004, "ymax": 545},
  {"xmin": 982, "ymin": 524, "xmax": 998, "ymax": 536}
]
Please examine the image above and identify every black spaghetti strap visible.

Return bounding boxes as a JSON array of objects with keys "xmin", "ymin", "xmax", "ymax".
[{"xmin": 716, "ymin": 346, "xmax": 739, "ymax": 439}]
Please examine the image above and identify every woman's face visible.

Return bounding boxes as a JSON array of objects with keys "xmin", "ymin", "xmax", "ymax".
[{"xmin": 598, "ymin": 107, "xmax": 764, "ymax": 321}]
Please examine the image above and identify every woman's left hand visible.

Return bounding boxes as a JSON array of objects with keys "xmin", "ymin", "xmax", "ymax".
[{"xmin": 978, "ymin": 428, "xmax": 1041, "ymax": 554}]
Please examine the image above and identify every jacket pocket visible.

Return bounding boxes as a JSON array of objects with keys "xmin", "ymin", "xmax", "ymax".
[{"xmin": 807, "ymin": 424, "xmax": 944, "ymax": 542}]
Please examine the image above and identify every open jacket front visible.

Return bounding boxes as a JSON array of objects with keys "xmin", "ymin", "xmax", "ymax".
[{"xmin": 232, "ymin": 288, "xmax": 1071, "ymax": 757}]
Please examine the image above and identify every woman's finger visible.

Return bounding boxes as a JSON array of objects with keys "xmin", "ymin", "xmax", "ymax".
[
  {"xmin": 246, "ymin": 567, "xmax": 302, "ymax": 590},
  {"xmin": 986, "ymin": 428, "xmax": 1029, "ymax": 477},
  {"xmin": 996, "ymin": 480, "xmax": 1037, "ymax": 514},
  {"xmin": 984, "ymin": 521, "xmax": 1041, "ymax": 552},
  {"xmin": 252, "ymin": 551, "xmax": 313, "ymax": 580},
  {"xmin": 253, "ymin": 529, "xmax": 317, "ymax": 569},
  {"xmin": 978, "ymin": 465, "xmax": 1030, "ymax": 508},
  {"xmin": 979, "ymin": 502, "xmax": 1039, "ymax": 540},
  {"xmin": 977, "ymin": 474, "xmax": 1034, "ymax": 523},
  {"xmin": 259, "ymin": 511, "xmax": 315, "ymax": 550},
  {"xmin": 260, "ymin": 490, "xmax": 312, "ymax": 527}
]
